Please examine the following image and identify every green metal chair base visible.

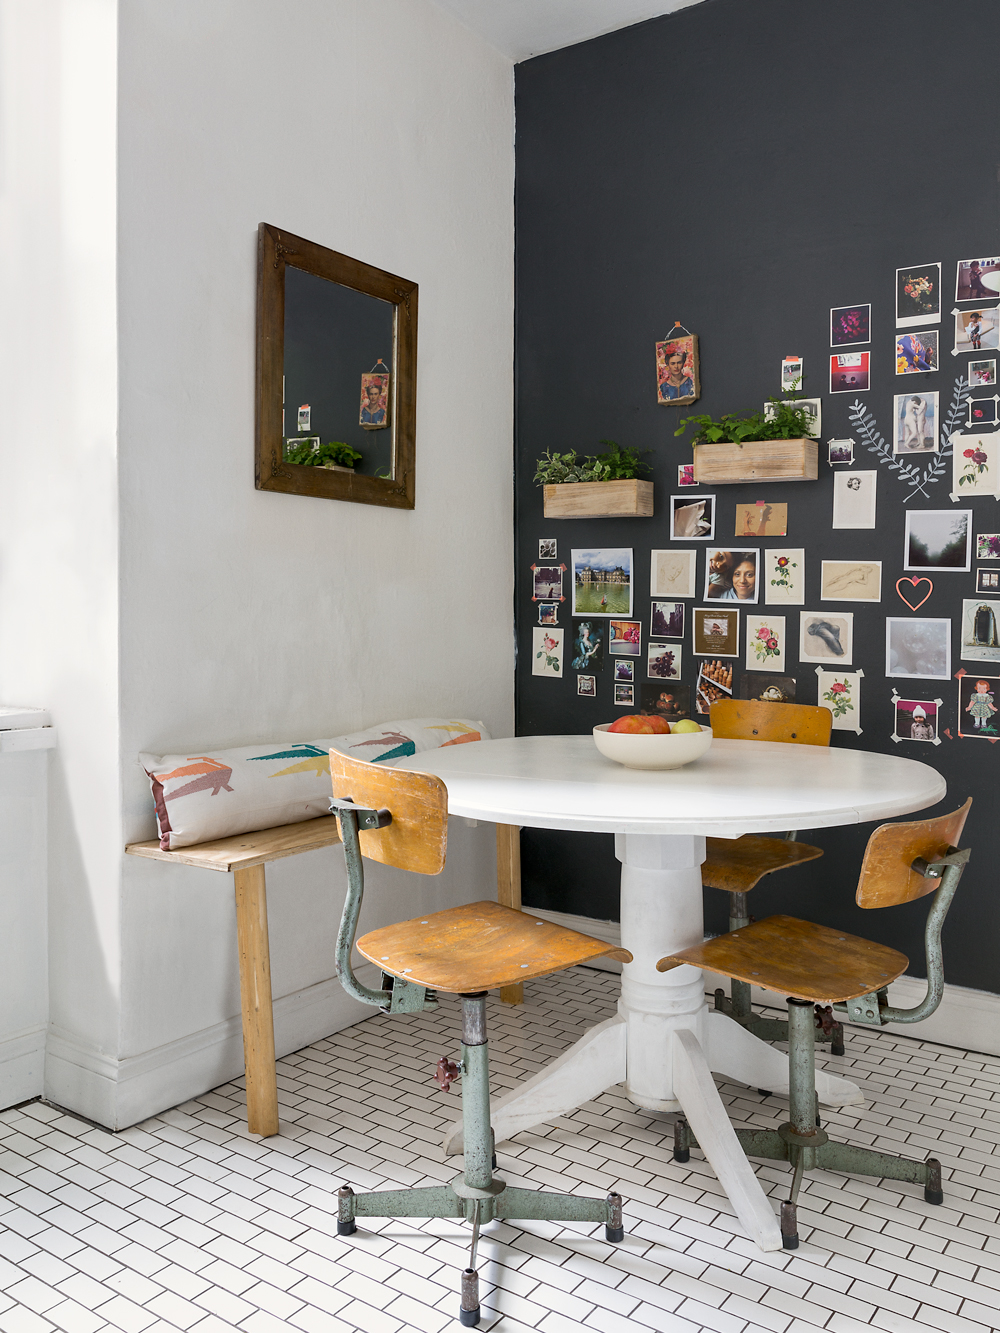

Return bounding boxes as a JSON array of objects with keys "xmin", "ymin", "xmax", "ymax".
[{"xmin": 713, "ymin": 987, "xmax": 847, "ymax": 1056}]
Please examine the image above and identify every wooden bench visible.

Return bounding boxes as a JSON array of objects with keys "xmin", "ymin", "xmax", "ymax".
[{"xmin": 126, "ymin": 818, "xmax": 523, "ymax": 1136}]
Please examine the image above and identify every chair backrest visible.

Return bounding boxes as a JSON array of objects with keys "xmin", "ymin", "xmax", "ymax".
[
  {"xmin": 856, "ymin": 798, "xmax": 972, "ymax": 908},
  {"xmin": 329, "ymin": 750, "xmax": 448, "ymax": 875},
  {"xmin": 709, "ymin": 699, "xmax": 832, "ymax": 747}
]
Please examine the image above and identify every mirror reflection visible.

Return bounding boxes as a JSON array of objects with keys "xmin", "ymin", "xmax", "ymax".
[{"xmin": 283, "ymin": 267, "xmax": 396, "ymax": 479}]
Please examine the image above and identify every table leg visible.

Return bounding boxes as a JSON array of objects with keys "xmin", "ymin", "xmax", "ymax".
[
  {"xmin": 233, "ymin": 864, "xmax": 279, "ymax": 1137},
  {"xmin": 705, "ymin": 1009, "xmax": 865, "ymax": 1108},
  {"xmin": 496, "ymin": 824, "xmax": 523, "ymax": 1006}
]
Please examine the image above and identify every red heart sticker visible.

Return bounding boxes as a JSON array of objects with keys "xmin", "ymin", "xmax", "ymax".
[{"xmin": 896, "ymin": 576, "xmax": 933, "ymax": 611}]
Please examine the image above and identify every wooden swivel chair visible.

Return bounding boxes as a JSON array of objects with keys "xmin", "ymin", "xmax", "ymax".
[
  {"xmin": 328, "ymin": 751, "xmax": 632, "ymax": 1328},
  {"xmin": 706, "ymin": 699, "xmax": 844, "ymax": 1056},
  {"xmin": 658, "ymin": 798, "xmax": 972, "ymax": 1250}
]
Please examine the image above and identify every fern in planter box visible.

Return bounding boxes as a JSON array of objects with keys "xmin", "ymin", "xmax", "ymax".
[
  {"xmin": 673, "ymin": 397, "xmax": 818, "ymax": 446},
  {"xmin": 535, "ymin": 440, "xmax": 654, "ymax": 519},
  {"xmin": 533, "ymin": 439, "xmax": 651, "ymax": 484}
]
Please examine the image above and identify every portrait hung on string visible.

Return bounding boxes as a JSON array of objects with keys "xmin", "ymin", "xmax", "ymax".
[{"xmin": 655, "ymin": 331, "xmax": 700, "ymax": 406}]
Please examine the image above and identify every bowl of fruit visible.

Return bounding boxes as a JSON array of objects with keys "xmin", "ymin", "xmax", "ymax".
[{"xmin": 592, "ymin": 715, "xmax": 712, "ymax": 770}]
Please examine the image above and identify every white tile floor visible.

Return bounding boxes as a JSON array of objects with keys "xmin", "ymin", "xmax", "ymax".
[{"xmin": 1, "ymin": 968, "xmax": 1000, "ymax": 1333}]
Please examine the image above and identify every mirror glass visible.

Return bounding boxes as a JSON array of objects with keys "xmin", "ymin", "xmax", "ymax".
[{"xmin": 283, "ymin": 268, "xmax": 396, "ymax": 479}]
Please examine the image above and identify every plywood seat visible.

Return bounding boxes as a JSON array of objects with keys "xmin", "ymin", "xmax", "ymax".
[
  {"xmin": 658, "ymin": 912, "xmax": 909, "ymax": 1003},
  {"xmin": 703, "ymin": 834, "xmax": 824, "ymax": 894},
  {"xmin": 357, "ymin": 899, "xmax": 632, "ymax": 994}
]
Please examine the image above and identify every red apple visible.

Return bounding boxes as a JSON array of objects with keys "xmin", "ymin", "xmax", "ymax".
[{"xmin": 608, "ymin": 715, "xmax": 671, "ymax": 734}]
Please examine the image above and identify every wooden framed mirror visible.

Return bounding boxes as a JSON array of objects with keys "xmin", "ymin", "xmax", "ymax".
[{"xmin": 255, "ymin": 223, "xmax": 417, "ymax": 508}]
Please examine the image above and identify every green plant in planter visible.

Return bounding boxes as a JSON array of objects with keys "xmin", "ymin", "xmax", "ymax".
[
  {"xmin": 534, "ymin": 439, "xmax": 651, "ymax": 485},
  {"xmin": 285, "ymin": 439, "xmax": 363, "ymax": 468},
  {"xmin": 673, "ymin": 397, "xmax": 818, "ymax": 446}
]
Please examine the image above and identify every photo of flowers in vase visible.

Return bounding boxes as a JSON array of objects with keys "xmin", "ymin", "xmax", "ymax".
[
  {"xmin": 970, "ymin": 359, "xmax": 996, "ymax": 387},
  {"xmin": 978, "ymin": 534, "xmax": 1000, "ymax": 560},
  {"xmin": 830, "ymin": 303, "xmax": 871, "ymax": 347},
  {"xmin": 896, "ymin": 263, "xmax": 941, "ymax": 328}
]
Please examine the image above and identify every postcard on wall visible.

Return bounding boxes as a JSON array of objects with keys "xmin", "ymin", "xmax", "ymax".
[
  {"xmin": 695, "ymin": 659, "xmax": 733, "ymax": 714},
  {"xmin": 828, "ymin": 439, "xmax": 855, "ymax": 465},
  {"xmin": 957, "ymin": 258, "xmax": 1000, "ymax": 302},
  {"xmin": 693, "ymin": 607, "xmax": 739, "ymax": 658},
  {"xmin": 820, "ymin": 560, "xmax": 882, "ymax": 602},
  {"xmin": 538, "ymin": 538, "xmax": 557, "ymax": 560},
  {"xmin": 677, "ymin": 462, "xmax": 696, "ymax": 487},
  {"xmin": 829, "ymin": 352, "xmax": 869, "ymax": 394},
  {"xmin": 886, "ymin": 617, "xmax": 951, "ymax": 680},
  {"xmin": 764, "ymin": 549, "xmax": 805, "ymax": 604},
  {"xmin": 615, "ymin": 660, "xmax": 635, "ymax": 683},
  {"xmin": 647, "ymin": 642, "xmax": 681, "ymax": 680},
  {"xmin": 970, "ymin": 358, "xmax": 996, "ymax": 387},
  {"xmin": 639, "ymin": 682, "xmax": 691, "ymax": 722},
  {"xmin": 891, "ymin": 692, "xmax": 941, "ymax": 745},
  {"xmin": 978, "ymin": 534, "xmax": 1000, "ymax": 560},
  {"xmin": 896, "ymin": 263, "xmax": 941, "ymax": 328},
  {"xmin": 953, "ymin": 305, "xmax": 1000, "ymax": 355},
  {"xmin": 533, "ymin": 564, "xmax": 564, "ymax": 601},
  {"xmin": 651, "ymin": 548, "xmax": 697, "ymax": 598},
  {"xmin": 905, "ymin": 509, "xmax": 972, "ymax": 572},
  {"xmin": 359, "ymin": 372, "xmax": 389, "ymax": 429},
  {"xmin": 614, "ymin": 683, "xmax": 635, "ymax": 707},
  {"xmin": 951, "ymin": 433, "xmax": 1000, "ymax": 501},
  {"xmin": 960, "ymin": 599, "xmax": 1000, "ymax": 662},
  {"xmin": 816, "ymin": 667, "xmax": 864, "ymax": 735},
  {"xmin": 895, "ymin": 331, "xmax": 938, "ymax": 375},
  {"xmin": 532, "ymin": 628, "xmax": 563, "ymax": 678},
  {"xmin": 745, "ymin": 614, "xmax": 785, "ymax": 672},
  {"xmin": 537, "ymin": 602, "xmax": 559, "ymax": 626},
  {"xmin": 967, "ymin": 397, "xmax": 1000, "ymax": 429},
  {"xmin": 978, "ymin": 568, "xmax": 1000, "ymax": 593},
  {"xmin": 577, "ymin": 675, "xmax": 596, "ymax": 697},
  {"xmin": 571, "ymin": 548, "xmax": 633, "ymax": 617},
  {"xmin": 703, "ymin": 548, "xmax": 760, "ymax": 604},
  {"xmin": 894, "ymin": 391, "xmax": 938, "ymax": 453},
  {"xmin": 735, "ymin": 502, "xmax": 787, "ymax": 538},
  {"xmin": 609, "ymin": 620, "xmax": 641, "ymax": 656},
  {"xmin": 670, "ymin": 495, "xmax": 715, "ymax": 540},
  {"xmin": 297, "ymin": 404, "xmax": 311, "ymax": 431},
  {"xmin": 571, "ymin": 619, "xmax": 606, "ymax": 673},
  {"xmin": 740, "ymin": 672, "xmax": 796, "ymax": 703},
  {"xmin": 832, "ymin": 471, "xmax": 877, "ymax": 529},
  {"xmin": 799, "ymin": 611, "xmax": 854, "ymax": 665},
  {"xmin": 958, "ymin": 672, "xmax": 1000, "ymax": 738},
  {"xmin": 656, "ymin": 332, "xmax": 700, "ymax": 405},
  {"xmin": 650, "ymin": 601, "xmax": 684, "ymax": 638},
  {"xmin": 830, "ymin": 304, "xmax": 870, "ymax": 347},
  {"xmin": 764, "ymin": 397, "xmax": 820, "ymax": 437},
  {"xmin": 781, "ymin": 356, "xmax": 803, "ymax": 392}
]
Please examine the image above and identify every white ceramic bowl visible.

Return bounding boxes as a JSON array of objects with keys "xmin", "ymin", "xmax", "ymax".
[{"xmin": 592, "ymin": 722, "xmax": 713, "ymax": 770}]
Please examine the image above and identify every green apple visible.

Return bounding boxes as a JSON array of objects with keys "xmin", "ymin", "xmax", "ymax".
[{"xmin": 670, "ymin": 719, "xmax": 702, "ymax": 734}]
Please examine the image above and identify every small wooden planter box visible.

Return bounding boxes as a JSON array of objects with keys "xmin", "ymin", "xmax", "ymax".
[
  {"xmin": 692, "ymin": 438, "xmax": 818, "ymax": 485},
  {"xmin": 542, "ymin": 478, "xmax": 654, "ymax": 519}
]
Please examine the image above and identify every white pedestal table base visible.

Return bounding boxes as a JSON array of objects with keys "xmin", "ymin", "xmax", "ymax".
[{"xmin": 444, "ymin": 832, "xmax": 865, "ymax": 1253}]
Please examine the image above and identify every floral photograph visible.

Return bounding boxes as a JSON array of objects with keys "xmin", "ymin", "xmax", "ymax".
[
  {"xmin": 745, "ymin": 614, "xmax": 785, "ymax": 671},
  {"xmin": 830, "ymin": 303, "xmax": 871, "ymax": 346},
  {"xmin": 816, "ymin": 668, "xmax": 864, "ymax": 733},
  {"xmin": 532, "ymin": 627, "xmax": 563, "ymax": 677},
  {"xmin": 896, "ymin": 263, "xmax": 941, "ymax": 327}
]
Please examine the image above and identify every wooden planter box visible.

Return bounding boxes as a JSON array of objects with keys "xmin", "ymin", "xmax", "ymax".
[
  {"xmin": 542, "ymin": 478, "xmax": 654, "ymax": 519},
  {"xmin": 692, "ymin": 438, "xmax": 818, "ymax": 484}
]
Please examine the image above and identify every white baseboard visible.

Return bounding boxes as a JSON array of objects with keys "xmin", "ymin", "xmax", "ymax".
[
  {"xmin": 529, "ymin": 907, "xmax": 1000, "ymax": 1059},
  {"xmin": 0, "ymin": 1025, "xmax": 46, "ymax": 1107},
  {"xmin": 44, "ymin": 964, "xmax": 383, "ymax": 1131}
]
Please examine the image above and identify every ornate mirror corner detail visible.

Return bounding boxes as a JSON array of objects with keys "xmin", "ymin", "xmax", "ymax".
[{"xmin": 255, "ymin": 222, "xmax": 417, "ymax": 509}]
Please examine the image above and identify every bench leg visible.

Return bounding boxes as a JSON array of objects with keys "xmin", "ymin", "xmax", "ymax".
[
  {"xmin": 496, "ymin": 824, "xmax": 523, "ymax": 1006},
  {"xmin": 234, "ymin": 864, "xmax": 279, "ymax": 1136}
]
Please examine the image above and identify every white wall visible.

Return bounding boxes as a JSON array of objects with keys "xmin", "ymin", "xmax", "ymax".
[
  {"xmin": 0, "ymin": 0, "xmax": 121, "ymax": 1090},
  {"xmin": 43, "ymin": 0, "xmax": 514, "ymax": 1127}
]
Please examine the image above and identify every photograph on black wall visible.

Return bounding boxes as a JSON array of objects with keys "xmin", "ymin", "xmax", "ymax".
[
  {"xmin": 954, "ymin": 306, "xmax": 1000, "ymax": 354},
  {"xmin": 956, "ymin": 258, "xmax": 1000, "ymax": 302},
  {"xmin": 800, "ymin": 611, "xmax": 853, "ymax": 664},
  {"xmin": 970, "ymin": 359, "xmax": 996, "ymax": 387},
  {"xmin": 895, "ymin": 332, "xmax": 938, "ymax": 375},
  {"xmin": 977, "ymin": 569, "xmax": 1000, "ymax": 592},
  {"xmin": 960, "ymin": 599, "xmax": 1000, "ymax": 662},
  {"xmin": 896, "ymin": 262, "xmax": 941, "ymax": 327},
  {"xmin": 740, "ymin": 673, "xmax": 796, "ymax": 704},
  {"xmin": 832, "ymin": 471, "xmax": 877, "ymax": 529},
  {"xmin": 669, "ymin": 495, "xmax": 715, "ymax": 540},
  {"xmin": 830, "ymin": 303, "xmax": 871, "ymax": 346},
  {"xmin": 571, "ymin": 548, "xmax": 633, "ymax": 615},
  {"xmin": 533, "ymin": 565, "xmax": 563, "ymax": 599},
  {"xmin": 828, "ymin": 439, "xmax": 854, "ymax": 465},
  {"xmin": 905, "ymin": 510, "xmax": 972, "ymax": 571},
  {"xmin": 704, "ymin": 548, "xmax": 759, "ymax": 603},
  {"xmin": 894, "ymin": 391, "xmax": 938, "ymax": 453},
  {"xmin": 570, "ymin": 619, "xmax": 606, "ymax": 672},
  {"xmin": 693, "ymin": 608, "xmax": 738, "ymax": 657},
  {"xmin": 958, "ymin": 673, "xmax": 1000, "ymax": 738},
  {"xmin": 647, "ymin": 642, "xmax": 681, "ymax": 680},
  {"xmin": 577, "ymin": 675, "xmax": 596, "ymax": 697},
  {"xmin": 891, "ymin": 695, "xmax": 940, "ymax": 745},
  {"xmin": 639, "ymin": 682, "xmax": 691, "ymax": 723},
  {"xmin": 695, "ymin": 660, "xmax": 733, "ymax": 714},
  {"xmin": 829, "ymin": 352, "xmax": 869, "ymax": 393},
  {"xmin": 650, "ymin": 601, "xmax": 684, "ymax": 638},
  {"xmin": 886, "ymin": 618, "xmax": 951, "ymax": 680},
  {"xmin": 655, "ymin": 332, "xmax": 699, "ymax": 405}
]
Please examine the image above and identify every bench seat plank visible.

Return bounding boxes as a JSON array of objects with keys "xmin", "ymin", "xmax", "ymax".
[{"xmin": 125, "ymin": 814, "xmax": 342, "ymax": 873}]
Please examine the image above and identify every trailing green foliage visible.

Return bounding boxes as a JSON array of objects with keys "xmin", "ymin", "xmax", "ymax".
[
  {"xmin": 534, "ymin": 439, "xmax": 651, "ymax": 485},
  {"xmin": 285, "ymin": 439, "xmax": 363, "ymax": 468},
  {"xmin": 674, "ymin": 397, "xmax": 818, "ymax": 446}
]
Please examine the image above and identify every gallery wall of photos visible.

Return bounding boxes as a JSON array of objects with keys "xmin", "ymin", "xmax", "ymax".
[{"xmin": 512, "ymin": 0, "xmax": 1000, "ymax": 993}]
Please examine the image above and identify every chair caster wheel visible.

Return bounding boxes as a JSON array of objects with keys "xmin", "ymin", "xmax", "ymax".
[
  {"xmin": 757, "ymin": 1089, "xmax": 770, "ymax": 1097},
  {"xmin": 606, "ymin": 1225, "xmax": 624, "ymax": 1242},
  {"xmin": 460, "ymin": 1268, "xmax": 480, "ymax": 1326},
  {"xmin": 780, "ymin": 1200, "xmax": 798, "ymax": 1250},
  {"xmin": 337, "ymin": 1220, "xmax": 357, "ymax": 1235}
]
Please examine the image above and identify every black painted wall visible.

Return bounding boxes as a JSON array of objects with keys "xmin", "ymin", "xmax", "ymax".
[{"xmin": 513, "ymin": 0, "xmax": 1000, "ymax": 992}]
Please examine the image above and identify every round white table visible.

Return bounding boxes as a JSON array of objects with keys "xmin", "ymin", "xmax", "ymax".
[{"xmin": 397, "ymin": 735, "xmax": 946, "ymax": 1251}]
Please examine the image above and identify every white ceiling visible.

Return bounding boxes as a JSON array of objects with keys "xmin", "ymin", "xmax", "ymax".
[{"xmin": 430, "ymin": 0, "xmax": 707, "ymax": 62}]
